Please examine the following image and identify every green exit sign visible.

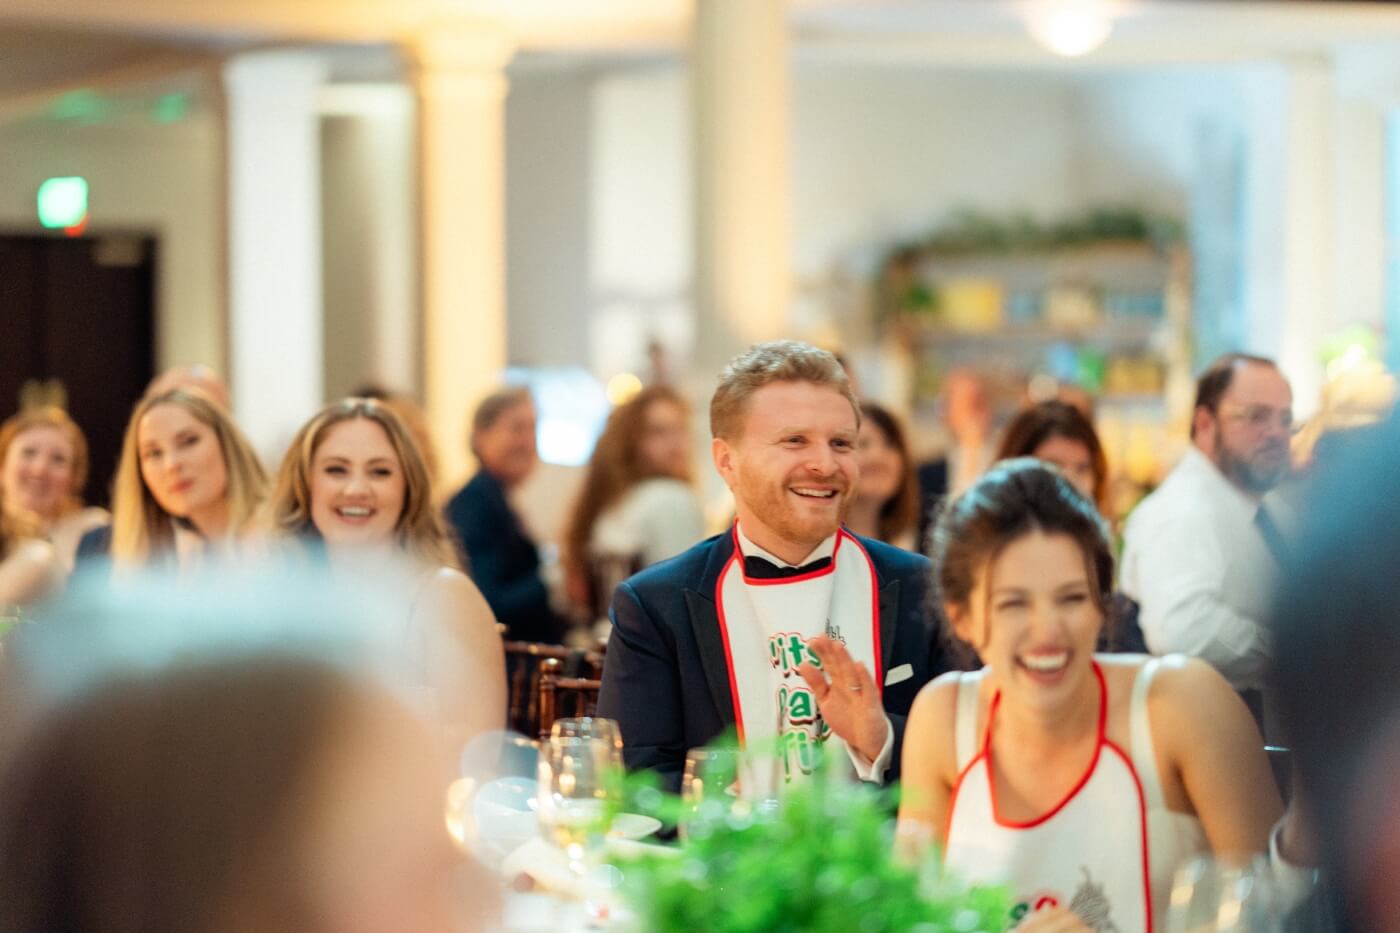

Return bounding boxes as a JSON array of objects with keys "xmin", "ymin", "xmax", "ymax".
[{"xmin": 37, "ymin": 176, "xmax": 89, "ymax": 229}]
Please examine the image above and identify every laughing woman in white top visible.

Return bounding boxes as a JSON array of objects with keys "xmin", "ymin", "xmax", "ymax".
[
  {"xmin": 898, "ymin": 460, "xmax": 1290, "ymax": 932},
  {"xmin": 265, "ymin": 398, "xmax": 505, "ymax": 755}
]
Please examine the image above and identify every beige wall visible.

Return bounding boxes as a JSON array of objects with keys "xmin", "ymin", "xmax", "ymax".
[{"xmin": 0, "ymin": 110, "xmax": 225, "ymax": 376}]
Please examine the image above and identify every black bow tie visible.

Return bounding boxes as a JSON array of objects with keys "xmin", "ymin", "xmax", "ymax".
[{"xmin": 743, "ymin": 555, "xmax": 833, "ymax": 580}]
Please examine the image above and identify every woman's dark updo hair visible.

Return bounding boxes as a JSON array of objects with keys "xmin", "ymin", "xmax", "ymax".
[{"xmin": 932, "ymin": 459, "xmax": 1114, "ymax": 658}]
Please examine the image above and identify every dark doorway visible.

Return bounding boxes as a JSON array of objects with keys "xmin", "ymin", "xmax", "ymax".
[{"xmin": 0, "ymin": 233, "xmax": 157, "ymax": 508}]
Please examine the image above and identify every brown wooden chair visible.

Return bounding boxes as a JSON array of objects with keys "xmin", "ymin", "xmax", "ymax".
[
  {"xmin": 502, "ymin": 640, "xmax": 603, "ymax": 738},
  {"xmin": 537, "ymin": 656, "xmax": 604, "ymax": 741}
]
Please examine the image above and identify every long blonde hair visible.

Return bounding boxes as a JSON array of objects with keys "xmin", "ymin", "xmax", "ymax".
[
  {"xmin": 265, "ymin": 398, "xmax": 460, "ymax": 570},
  {"xmin": 111, "ymin": 389, "xmax": 268, "ymax": 565}
]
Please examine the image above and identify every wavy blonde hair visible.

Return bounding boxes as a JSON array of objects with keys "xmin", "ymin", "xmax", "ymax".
[
  {"xmin": 0, "ymin": 407, "xmax": 91, "ymax": 520},
  {"xmin": 265, "ymin": 398, "xmax": 459, "ymax": 570},
  {"xmin": 111, "ymin": 389, "xmax": 268, "ymax": 566}
]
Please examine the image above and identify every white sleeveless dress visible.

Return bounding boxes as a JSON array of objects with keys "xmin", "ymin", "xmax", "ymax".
[{"xmin": 944, "ymin": 657, "xmax": 1207, "ymax": 932}]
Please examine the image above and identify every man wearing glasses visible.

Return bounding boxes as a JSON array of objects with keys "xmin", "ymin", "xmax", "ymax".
[{"xmin": 1121, "ymin": 353, "xmax": 1293, "ymax": 700}]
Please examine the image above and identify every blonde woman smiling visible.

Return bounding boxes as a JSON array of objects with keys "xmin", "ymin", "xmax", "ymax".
[
  {"xmin": 108, "ymin": 389, "xmax": 268, "ymax": 570},
  {"xmin": 265, "ymin": 398, "xmax": 505, "ymax": 754}
]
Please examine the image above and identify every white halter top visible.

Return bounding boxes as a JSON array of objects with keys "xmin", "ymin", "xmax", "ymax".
[{"xmin": 944, "ymin": 657, "xmax": 1207, "ymax": 931}]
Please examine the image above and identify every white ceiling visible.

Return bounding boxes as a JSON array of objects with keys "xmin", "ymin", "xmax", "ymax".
[{"xmin": 4, "ymin": 0, "xmax": 1400, "ymax": 125}]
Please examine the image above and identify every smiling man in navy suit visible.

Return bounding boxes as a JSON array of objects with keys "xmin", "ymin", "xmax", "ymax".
[{"xmin": 597, "ymin": 341, "xmax": 954, "ymax": 792}]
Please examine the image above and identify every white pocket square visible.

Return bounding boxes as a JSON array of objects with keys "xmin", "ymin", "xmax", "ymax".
[{"xmin": 884, "ymin": 663, "xmax": 914, "ymax": 686}]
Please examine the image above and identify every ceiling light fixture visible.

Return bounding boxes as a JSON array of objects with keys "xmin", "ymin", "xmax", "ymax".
[{"xmin": 1026, "ymin": 0, "xmax": 1115, "ymax": 58}]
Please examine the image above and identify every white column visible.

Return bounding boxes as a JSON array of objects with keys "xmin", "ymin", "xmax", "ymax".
[
  {"xmin": 1277, "ymin": 60, "xmax": 1333, "ymax": 418},
  {"xmin": 223, "ymin": 51, "xmax": 328, "ymax": 459},
  {"xmin": 409, "ymin": 22, "xmax": 514, "ymax": 491},
  {"xmin": 1332, "ymin": 98, "xmax": 1387, "ymax": 331},
  {"xmin": 691, "ymin": 0, "xmax": 792, "ymax": 371}
]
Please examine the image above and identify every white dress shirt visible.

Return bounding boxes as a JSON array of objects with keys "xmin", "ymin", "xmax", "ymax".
[
  {"xmin": 1120, "ymin": 448, "xmax": 1279, "ymax": 692},
  {"xmin": 734, "ymin": 526, "xmax": 895, "ymax": 783}
]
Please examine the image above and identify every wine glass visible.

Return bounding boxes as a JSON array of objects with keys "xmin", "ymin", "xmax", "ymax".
[
  {"xmin": 1163, "ymin": 855, "xmax": 1284, "ymax": 933},
  {"xmin": 537, "ymin": 735, "xmax": 623, "ymax": 924}
]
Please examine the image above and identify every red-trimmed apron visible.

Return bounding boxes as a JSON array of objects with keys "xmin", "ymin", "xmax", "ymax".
[
  {"xmin": 714, "ymin": 527, "xmax": 881, "ymax": 792},
  {"xmin": 944, "ymin": 662, "xmax": 1153, "ymax": 932}
]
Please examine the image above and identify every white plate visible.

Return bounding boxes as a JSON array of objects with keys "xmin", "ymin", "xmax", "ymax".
[{"xmin": 608, "ymin": 812, "xmax": 663, "ymax": 840}]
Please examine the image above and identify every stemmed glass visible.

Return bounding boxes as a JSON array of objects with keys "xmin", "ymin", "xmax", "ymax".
[
  {"xmin": 536, "ymin": 726, "xmax": 624, "ymax": 920},
  {"xmin": 1163, "ymin": 856, "xmax": 1284, "ymax": 933}
]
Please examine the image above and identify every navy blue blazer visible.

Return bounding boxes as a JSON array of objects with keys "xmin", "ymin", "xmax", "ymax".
[
  {"xmin": 444, "ymin": 470, "xmax": 565, "ymax": 644},
  {"xmin": 597, "ymin": 528, "xmax": 954, "ymax": 792}
]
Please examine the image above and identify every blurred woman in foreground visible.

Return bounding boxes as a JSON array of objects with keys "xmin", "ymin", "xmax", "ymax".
[
  {"xmin": 0, "ymin": 407, "xmax": 108, "ymax": 570},
  {"xmin": 105, "ymin": 389, "xmax": 267, "ymax": 569},
  {"xmin": 265, "ymin": 398, "xmax": 504, "ymax": 752},
  {"xmin": 0, "ymin": 654, "xmax": 491, "ymax": 933}
]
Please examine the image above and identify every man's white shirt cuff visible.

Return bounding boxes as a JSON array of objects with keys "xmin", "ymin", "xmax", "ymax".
[{"xmin": 848, "ymin": 714, "xmax": 894, "ymax": 783}]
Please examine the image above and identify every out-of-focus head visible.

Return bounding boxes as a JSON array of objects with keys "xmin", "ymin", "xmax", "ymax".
[
  {"xmin": 710, "ymin": 341, "xmax": 861, "ymax": 559},
  {"xmin": 0, "ymin": 407, "xmax": 89, "ymax": 523},
  {"xmin": 145, "ymin": 364, "xmax": 231, "ymax": 410},
  {"xmin": 0, "ymin": 562, "xmax": 499, "ymax": 933},
  {"xmin": 634, "ymin": 387, "xmax": 692, "ymax": 481},
  {"xmin": 268, "ymin": 399, "xmax": 456, "ymax": 569},
  {"xmin": 1271, "ymin": 414, "xmax": 1400, "ymax": 931},
  {"xmin": 996, "ymin": 401, "xmax": 1108, "ymax": 513},
  {"xmin": 933, "ymin": 460, "xmax": 1114, "ymax": 682},
  {"xmin": 0, "ymin": 655, "xmax": 480, "ymax": 933},
  {"xmin": 853, "ymin": 401, "xmax": 920, "ymax": 543},
  {"xmin": 111, "ymin": 389, "xmax": 267, "ymax": 563},
  {"xmin": 943, "ymin": 368, "xmax": 991, "ymax": 446},
  {"xmin": 469, "ymin": 388, "xmax": 536, "ymax": 487},
  {"xmin": 1191, "ymin": 354, "xmax": 1293, "ymax": 495}
]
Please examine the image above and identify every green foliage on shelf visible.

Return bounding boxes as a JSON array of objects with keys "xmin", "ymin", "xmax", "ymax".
[
  {"xmin": 916, "ymin": 207, "xmax": 1185, "ymax": 256},
  {"xmin": 619, "ymin": 755, "xmax": 1010, "ymax": 933}
]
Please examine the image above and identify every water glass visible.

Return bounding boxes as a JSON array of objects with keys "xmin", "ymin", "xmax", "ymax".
[
  {"xmin": 549, "ymin": 717, "xmax": 624, "ymax": 764},
  {"xmin": 1163, "ymin": 855, "xmax": 1284, "ymax": 933},
  {"xmin": 679, "ymin": 746, "xmax": 746, "ymax": 841}
]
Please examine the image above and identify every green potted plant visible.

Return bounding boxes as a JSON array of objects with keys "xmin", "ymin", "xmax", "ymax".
[{"xmin": 619, "ymin": 750, "xmax": 1008, "ymax": 932}]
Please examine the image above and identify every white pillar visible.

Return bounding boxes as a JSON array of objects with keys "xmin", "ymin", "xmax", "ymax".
[
  {"xmin": 1332, "ymin": 98, "xmax": 1387, "ymax": 332},
  {"xmin": 1278, "ymin": 60, "xmax": 1333, "ymax": 418},
  {"xmin": 409, "ymin": 22, "xmax": 514, "ymax": 491},
  {"xmin": 691, "ymin": 0, "xmax": 792, "ymax": 371},
  {"xmin": 223, "ymin": 51, "xmax": 328, "ymax": 459}
]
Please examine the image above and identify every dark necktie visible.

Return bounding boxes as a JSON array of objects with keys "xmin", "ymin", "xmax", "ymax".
[
  {"xmin": 1254, "ymin": 504, "xmax": 1291, "ymax": 565},
  {"xmin": 743, "ymin": 555, "xmax": 832, "ymax": 580}
]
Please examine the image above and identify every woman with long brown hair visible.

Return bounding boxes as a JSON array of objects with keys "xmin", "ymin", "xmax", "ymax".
[
  {"xmin": 265, "ymin": 398, "xmax": 504, "ymax": 752},
  {"xmin": 0, "ymin": 407, "xmax": 109, "ymax": 571},
  {"xmin": 107, "ymin": 389, "xmax": 268, "ymax": 569},
  {"xmin": 562, "ymin": 385, "xmax": 702, "ymax": 625}
]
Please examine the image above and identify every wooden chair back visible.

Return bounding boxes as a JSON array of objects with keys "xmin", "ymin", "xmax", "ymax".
[
  {"xmin": 502, "ymin": 640, "xmax": 603, "ymax": 738},
  {"xmin": 536, "ymin": 656, "xmax": 604, "ymax": 741}
]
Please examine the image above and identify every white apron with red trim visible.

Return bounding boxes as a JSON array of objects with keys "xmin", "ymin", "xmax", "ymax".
[
  {"xmin": 715, "ymin": 527, "xmax": 881, "ymax": 793},
  {"xmin": 944, "ymin": 662, "xmax": 1153, "ymax": 933}
]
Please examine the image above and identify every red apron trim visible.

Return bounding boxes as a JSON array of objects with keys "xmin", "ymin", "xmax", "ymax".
[
  {"xmin": 1103, "ymin": 739, "xmax": 1155, "ymax": 933},
  {"xmin": 713, "ymin": 548, "xmax": 747, "ymax": 744},
  {"xmin": 985, "ymin": 661, "xmax": 1109, "ymax": 830}
]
